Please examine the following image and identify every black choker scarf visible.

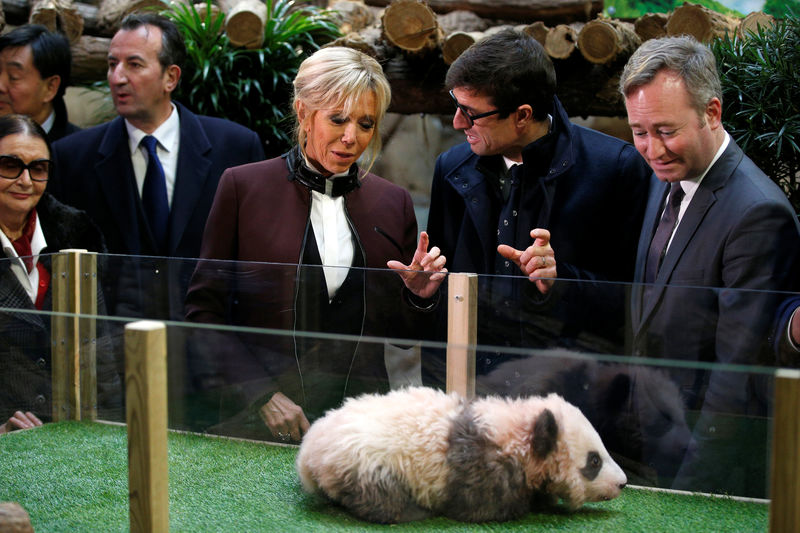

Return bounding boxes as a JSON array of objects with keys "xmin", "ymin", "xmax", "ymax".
[{"xmin": 284, "ymin": 145, "xmax": 361, "ymax": 197}]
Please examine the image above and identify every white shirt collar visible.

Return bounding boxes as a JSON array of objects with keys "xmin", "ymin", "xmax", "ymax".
[
  {"xmin": 125, "ymin": 102, "xmax": 180, "ymax": 155},
  {"xmin": 41, "ymin": 110, "xmax": 56, "ymax": 134}
]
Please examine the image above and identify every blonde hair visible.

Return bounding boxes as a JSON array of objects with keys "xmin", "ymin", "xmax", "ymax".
[{"xmin": 292, "ymin": 46, "xmax": 391, "ymax": 172}]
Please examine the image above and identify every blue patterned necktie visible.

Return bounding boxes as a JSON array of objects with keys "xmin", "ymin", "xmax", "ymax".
[
  {"xmin": 645, "ymin": 182, "xmax": 685, "ymax": 283},
  {"xmin": 141, "ymin": 135, "xmax": 168, "ymax": 253}
]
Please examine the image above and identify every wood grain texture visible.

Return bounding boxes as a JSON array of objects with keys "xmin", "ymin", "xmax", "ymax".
[
  {"xmin": 125, "ymin": 320, "xmax": 168, "ymax": 533},
  {"xmin": 446, "ymin": 273, "xmax": 477, "ymax": 399}
]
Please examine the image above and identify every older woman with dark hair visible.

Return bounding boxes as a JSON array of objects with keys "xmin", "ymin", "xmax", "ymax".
[
  {"xmin": 185, "ymin": 47, "xmax": 446, "ymax": 443},
  {"xmin": 0, "ymin": 114, "xmax": 120, "ymax": 434}
]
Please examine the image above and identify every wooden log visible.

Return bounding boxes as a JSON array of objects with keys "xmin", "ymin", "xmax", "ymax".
[
  {"xmin": 666, "ymin": 2, "xmax": 739, "ymax": 43},
  {"xmin": 446, "ymin": 273, "xmax": 477, "ymax": 399},
  {"xmin": 545, "ymin": 23, "xmax": 581, "ymax": 60},
  {"xmin": 365, "ymin": 0, "xmax": 601, "ymax": 25},
  {"xmin": 0, "ymin": 503, "xmax": 34, "ymax": 533},
  {"xmin": 78, "ymin": 252, "xmax": 97, "ymax": 421},
  {"xmin": 329, "ymin": 0, "xmax": 374, "ymax": 34},
  {"xmin": 125, "ymin": 320, "xmax": 169, "ymax": 533},
  {"xmin": 29, "ymin": 0, "xmax": 84, "ymax": 44},
  {"xmin": 769, "ymin": 369, "xmax": 800, "ymax": 533},
  {"xmin": 220, "ymin": 0, "xmax": 266, "ymax": 49},
  {"xmin": 523, "ymin": 20, "xmax": 550, "ymax": 47},
  {"xmin": 71, "ymin": 34, "xmax": 110, "ymax": 85},
  {"xmin": 578, "ymin": 17, "xmax": 640, "ymax": 65},
  {"xmin": 95, "ymin": 0, "xmax": 166, "ymax": 36},
  {"xmin": 51, "ymin": 249, "xmax": 83, "ymax": 422},
  {"xmin": 437, "ymin": 9, "xmax": 488, "ymax": 34},
  {"xmin": 441, "ymin": 30, "xmax": 481, "ymax": 64},
  {"xmin": 634, "ymin": 12, "xmax": 667, "ymax": 42},
  {"xmin": 3, "ymin": 0, "xmax": 103, "ymax": 34},
  {"xmin": 737, "ymin": 11, "xmax": 774, "ymax": 39},
  {"xmin": 328, "ymin": 25, "xmax": 387, "ymax": 60},
  {"xmin": 381, "ymin": 0, "xmax": 442, "ymax": 55}
]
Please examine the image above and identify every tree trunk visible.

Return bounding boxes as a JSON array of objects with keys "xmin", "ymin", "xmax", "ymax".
[
  {"xmin": 219, "ymin": 0, "xmax": 266, "ymax": 49},
  {"xmin": 328, "ymin": 0, "xmax": 375, "ymax": 34},
  {"xmin": 96, "ymin": 0, "xmax": 166, "ymax": 36},
  {"xmin": 737, "ymin": 11, "xmax": 774, "ymax": 39},
  {"xmin": 441, "ymin": 30, "xmax": 481, "ymax": 64},
  {"xmin": 29, "ymin": 0, "xmax": 84, "ymax": 44},
  {"xmin": 634, "ymin": 12, "xmax": 667, "ymax": 42},
  {"xmin": 666, "ymin": 2, "xmax": 739, "ymax": 43},
  {"xmin": 381, "ymin": 0, "xmax": 442, "ymax": 55},
  {"xmin": 523, "ymin": 20, "xmax": 550, "ymax": 47},
  {"xmin": 71, "ymin": 34, "xmax": 109, "ymax": 84},
  {"xmin": 365, "ymin": 0, "xmax": 601, "ymax": 25},
  {"xmin": 578, "ymin": 18, "xmax": 639, "ymax": 65},
  {"xmin": 329, "ymin": 26, "xmax": 387, "ymax": 60},
  {"xmin": 437, "ymin": 9, "xmax": 488, "ymax": 34},
  {"xmin": 544, "ymin": 23, "xmax": 581, "ymax": 59}
]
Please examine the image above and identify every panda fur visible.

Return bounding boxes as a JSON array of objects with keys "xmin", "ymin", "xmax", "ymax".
[
  {"xmin": 477, "ymin": 355, "xmax": 692, "ymax": 484},
  {"xmin": 296, "ymin": 386, "xmax": 627, "ymax": 523}
]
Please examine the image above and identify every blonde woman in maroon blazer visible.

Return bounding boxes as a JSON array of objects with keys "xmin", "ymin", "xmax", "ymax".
[{"xmin": 185, "ymin": 47, "xmax": 447, "ymax": 443}]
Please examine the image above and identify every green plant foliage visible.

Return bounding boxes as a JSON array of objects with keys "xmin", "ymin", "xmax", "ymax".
[
  {"xmin": 764, "ymin": 0, "xmax": 800, "ymax": 18},
  {"xmin": 165, "ymin": 0, "xmax": 340, "ymax": 157},
  {"xmin": 712, "ymin": 11, "xmax": 800, "ymax": 213},
  {"xmin": 604, "ymin": 0, "xmax": 741, "ymax": 18}
]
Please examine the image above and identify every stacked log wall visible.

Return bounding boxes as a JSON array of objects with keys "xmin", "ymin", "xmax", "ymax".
[{"xmin": 0, "ymin": 0, "xmax": 777, "ymax": 117}]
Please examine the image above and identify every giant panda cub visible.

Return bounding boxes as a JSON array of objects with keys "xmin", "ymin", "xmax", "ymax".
[{"xmin": 296, "ymin": 386, "xmax": 627, "ymax": 523}]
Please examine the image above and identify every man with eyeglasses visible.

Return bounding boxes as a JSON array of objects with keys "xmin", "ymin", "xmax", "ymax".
[{"xmin": 423, "ymin": 29, "xmax": 653, "ymax": 383}]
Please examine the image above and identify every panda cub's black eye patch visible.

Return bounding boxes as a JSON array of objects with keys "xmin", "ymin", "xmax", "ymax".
[{"xmin": 580, "ymin": 451, "xmax": 603, "ymax": 481}]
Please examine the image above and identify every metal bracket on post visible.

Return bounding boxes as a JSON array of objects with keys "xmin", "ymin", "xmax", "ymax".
[
  {"xmin": 769, "ymin": 368, "xmax": 800, "ymax": 533},
  {"xmin": 50, "ymin": 249, "xmax": 96, "ymax": 421},
  {"xmin": 126, "ymin": 320, "xmax": 169, "ymax": 533},
  {"xmin": 446, "ymin": 273, "xmax": 477, "ymax": 399}
]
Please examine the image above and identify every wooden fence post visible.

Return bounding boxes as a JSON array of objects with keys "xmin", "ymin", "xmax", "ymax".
[
  {"xmin": 125, "ymin": 320, "xmax": 169, "ymax": 533},
  {"xmin": 51, "ymin": 249, "xmax": 96, "ymax": 421},
  {"xmin": 769, "ymin": 368, "xmax": 800, "ymax": 533},
  {"xmin": 446, "ymin": 273, "xmax": 477, "ymax": 399}
]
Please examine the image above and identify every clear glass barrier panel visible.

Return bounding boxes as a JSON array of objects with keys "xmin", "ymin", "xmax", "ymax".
[{"xmin": 1, "ymin": 252, "xmax": 797, "ymax": 502}]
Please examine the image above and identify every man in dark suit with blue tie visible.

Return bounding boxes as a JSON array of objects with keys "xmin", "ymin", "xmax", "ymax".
[
  {"xmin": 621, "ymin": 36, "xmax": 800, "ymax": 497},
  {"xmin": 49, "ymin": 13, "xmax": 264, "ymax": 265},
  {"xmin": 47, "ymin": 14, "xmax": 265, "ymax": 428}
]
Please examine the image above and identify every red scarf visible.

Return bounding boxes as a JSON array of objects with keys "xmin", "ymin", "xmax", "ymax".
[
  {"xmin": 10, "ymin": 209, "xmax": 50, "ymax": 309},
  {"xmin": 11, "ymin": 209, "xmax": 38, "ymax": 273}
]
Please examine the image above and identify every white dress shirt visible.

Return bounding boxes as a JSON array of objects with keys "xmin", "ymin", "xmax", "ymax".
[{"xmin": 304, "ymin": 156, "xmax": 355, "ymax": 300}]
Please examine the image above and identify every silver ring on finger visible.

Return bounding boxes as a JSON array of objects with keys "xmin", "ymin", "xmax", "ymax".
[{"xmin": 540, "ymin": 256, "xmax": 546, "ymax": 268}]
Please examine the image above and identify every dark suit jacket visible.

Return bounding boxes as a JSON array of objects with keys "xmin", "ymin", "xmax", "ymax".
[
  {"xmin": 47, "ymin": 102, "xmax": 264, "ymax": 322},
  {"xmin": 48, "ymin": 102, "xmax": 265, "ymax": 258},
  {"xmin": 630, "ymin": 137, "xmax": 800, "ymax": 495},
  {"xmin": 47, "ymin": 103, "xmax": 80, "ymax": 142}
]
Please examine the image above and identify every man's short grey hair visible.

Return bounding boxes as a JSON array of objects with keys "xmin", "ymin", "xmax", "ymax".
[{"xmin": 619, "ymin": 35, "xmax": 722, "ymax": 120}]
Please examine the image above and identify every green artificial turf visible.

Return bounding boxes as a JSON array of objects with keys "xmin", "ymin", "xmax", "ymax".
[{"xmin": 0, "ymin": 421, "xmax": 768, "ymax": 532}]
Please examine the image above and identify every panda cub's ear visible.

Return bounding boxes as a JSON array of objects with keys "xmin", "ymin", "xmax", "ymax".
[{"xmin": 531, "ymin": 408, "xmax": 558, "ymax": 458}]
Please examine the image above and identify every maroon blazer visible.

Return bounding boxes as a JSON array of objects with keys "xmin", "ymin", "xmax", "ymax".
[{"xmin": 185, "ymin": 154, "xmax": 425, "ymax": 425}]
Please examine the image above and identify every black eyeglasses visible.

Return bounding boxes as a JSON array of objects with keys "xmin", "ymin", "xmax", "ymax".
[
  {"xmin": 449, "ymin": 89, "xmax": 502, "ymax": 127},
  {"xmin": 0, "ymin": 155, "xmax": 51, "ymax": 182}
]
